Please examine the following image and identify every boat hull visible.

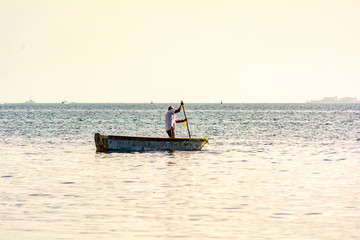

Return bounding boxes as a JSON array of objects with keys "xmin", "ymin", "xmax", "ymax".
[{"xmin": 94, "ymin": 133, "xmax": 208, "ymax": 152}]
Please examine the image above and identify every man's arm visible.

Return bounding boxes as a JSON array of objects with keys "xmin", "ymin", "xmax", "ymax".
[
  {"xmin": 174, "ymin": 100, "xmax": 184, "ymax": 113},
  {"xmin": 176, "ymin": 118, "xmax": 187, "ymax": 123}
]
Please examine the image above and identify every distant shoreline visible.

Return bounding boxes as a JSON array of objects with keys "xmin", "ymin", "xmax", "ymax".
[{"xmin": 307, "ymin": 96, "xmax": 360, "ymax": 103}]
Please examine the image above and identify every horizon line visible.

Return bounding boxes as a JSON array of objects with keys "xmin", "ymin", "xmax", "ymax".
[{"xmin": 2, "ymin": 101, "xmax": 360, "ymax": 104}]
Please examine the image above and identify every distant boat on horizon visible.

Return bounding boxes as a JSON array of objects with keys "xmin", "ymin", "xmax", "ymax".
[{"xmin": 25, "ymin": 99, "xmax": 35, "ymax": 104}]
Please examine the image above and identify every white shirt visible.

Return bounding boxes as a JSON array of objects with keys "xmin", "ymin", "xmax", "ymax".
[{"xmin": 165, "ymin": 109, "xmax": 176, "ymax": 131}]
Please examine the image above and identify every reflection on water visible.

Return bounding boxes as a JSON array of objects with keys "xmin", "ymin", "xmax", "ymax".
[
  {"xmin": 1, "ymin": 141, "xmax": 359, "ymax": 240},
  {"xmin": 1, "ymin": 104, "xmax": 360, "ymax": 239}
]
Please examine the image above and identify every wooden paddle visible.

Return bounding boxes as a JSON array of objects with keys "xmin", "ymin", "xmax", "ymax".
[{"xmin": 182, "ymin": 102, "xmax": 191, "ymax": 138}]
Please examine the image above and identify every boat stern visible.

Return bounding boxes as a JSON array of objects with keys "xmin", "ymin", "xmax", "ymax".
[{"xmin": 94, "ymin": 133, "xmax": 109, "ymax": 152}]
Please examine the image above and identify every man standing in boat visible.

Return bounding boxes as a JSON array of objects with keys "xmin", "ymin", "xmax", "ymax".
[{"xmin": 165, "ymin": 101, "xmax": 187, "ymax": 138}]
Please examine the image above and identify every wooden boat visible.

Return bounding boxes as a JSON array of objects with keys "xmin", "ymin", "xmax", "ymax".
[{"xmin": 95, "ymin": 133, "xmax": 208, "ymax": 152}]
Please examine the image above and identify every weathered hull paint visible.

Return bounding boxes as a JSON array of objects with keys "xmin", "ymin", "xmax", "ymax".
[{"xmin": 94, "ymin": 133, "xmax": 208, "ymax": 152}]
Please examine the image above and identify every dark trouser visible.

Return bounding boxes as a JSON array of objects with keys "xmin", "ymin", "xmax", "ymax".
[{"xmin": 166, "ymin": 128, "xmax": 175, "ymax": 138}]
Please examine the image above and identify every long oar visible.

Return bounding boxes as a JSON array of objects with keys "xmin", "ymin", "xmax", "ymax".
[{"xmin": 182, "ymin": 103, "xmax": 191, "ymax": 138}]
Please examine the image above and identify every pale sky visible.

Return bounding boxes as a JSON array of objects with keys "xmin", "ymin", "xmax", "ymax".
[{"xmin": 1, "ymin": 0, "xmax": 360, "ymax": 103}]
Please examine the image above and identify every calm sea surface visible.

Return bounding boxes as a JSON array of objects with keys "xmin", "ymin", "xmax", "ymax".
[{"xmin": 1, "ymin": 103, "xmax": 359, "ymax": 239}]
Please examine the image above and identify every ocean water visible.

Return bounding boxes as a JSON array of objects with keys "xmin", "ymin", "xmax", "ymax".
[{"xmin": 1, "ymin": 103, "xmax": 359, "ymax": 240}]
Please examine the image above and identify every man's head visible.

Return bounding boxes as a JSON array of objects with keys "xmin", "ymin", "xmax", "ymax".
[{"xmin": 168, "ymin": 106, "xmax": 174, "ymax": 110}]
